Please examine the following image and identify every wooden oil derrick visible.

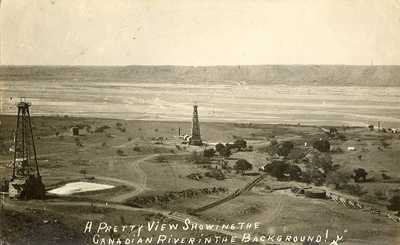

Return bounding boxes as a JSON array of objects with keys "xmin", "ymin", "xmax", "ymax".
[
  {"xmin": 189, "ymin": 105, "xmax": 202, "ymax": 146},
  {"xmin": 9, "ymin": 99, "xmax": 45, "ymax": 199}
]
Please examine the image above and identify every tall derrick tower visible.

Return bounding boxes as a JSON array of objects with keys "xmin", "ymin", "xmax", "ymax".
[
  {"xmin": 189, "ymin": 105, "xmax": 202, "ymax": 146},
  {"xmin": 9, "ymin": 100, "xmax": 45, "ymax": 199}
]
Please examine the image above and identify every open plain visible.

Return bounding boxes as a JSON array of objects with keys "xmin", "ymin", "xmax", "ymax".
[{"xmin": 1, "ymin": 114, "xmax": 399, "ymax": 245}]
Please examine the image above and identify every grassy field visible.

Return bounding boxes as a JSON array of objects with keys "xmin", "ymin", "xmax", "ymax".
[{"xmin": 0, "ymin": 114, "xmax": 399, "ymax": 244}]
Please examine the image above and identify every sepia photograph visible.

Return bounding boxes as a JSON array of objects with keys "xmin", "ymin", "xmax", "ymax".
[{"xmin": 0, "ymin": 1, "xmax": 400, "ymax": 244}]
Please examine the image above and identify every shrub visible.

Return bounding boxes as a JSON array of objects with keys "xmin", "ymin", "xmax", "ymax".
[
  {"xmin": 326, "ymin": 170, "xmax": 351, "ymax": 189},
  {"xmin": 75, "ymin": 138, "xmax": 83, "ymax": 147},
  {"xmin": 277, "ymin": 141, "xmax": 294, "ymax": 157},
  {"xmin": 270, "ymin": 139, "xmax": 278, "ymax": 145},
  {"xmin": 287, "ymin": 148, "xmax": 306, "ymax": 161},
  {"xmin": 116, "ymin": 149, "xmax": 125, "ymax": 156},
  {"xmin": 312, "ymin": 139, "xmax": 330, "ymax": 152},
  {"xmin": 234, "ymin": 159, "xmax": 252, "ymax": 173},
  {"xmin": 270, "ymin": 162, "xmax": 289, "ymax": 179},
  {"xmin": 215, "ymin": 143, "xmax": 225, "ymax": 154},
  {"xmin": 187, "ymin": 173, "xmax": 203, "ymax": 181},
  {"xmin": 352, "ymin": 168, "xmax": 368, "ymax": 182},
  {"xmin": 374, "ymin": 190, "xmax": 387, "ymax": 200},
  {"xmin": 337, "ymin": 133, "xmax": 347, "ymax": 141},
  {"xmin": 75, "ymin": 123, "xmax": 88, "ymax": 130},
  {"xmin": 265, "ymin": 161, "xmax": 303, "ymax": 180},
  {"xmin": 225, "ymin": 143, "xmax": 238, "ymax": 151},
  {"xmin": 128, "ymin": 137, "xmax": 132, "ymax": 141},
  {"xmin": 203, "ymin": 148, "xmax": 216, "ymax": 158},
  {"xmin": 205, "ymin": 169, "xmax": 225, "ymax": 180},
  {"xmin": 343, "ymin": 183, "xmax": 368, "ymax": 196},
  {"xmin": 382, "ymin": 173, "xmax": 391, "ymax": 180},
  {"xmin": 330, "ymin": 146, "xmax": 344, "ymax": 154},
  {"xmin": 310, "ymin": 152, "xmax": 333, "ymax": 173},
  {"xmin": 133, "ymin": 146, "xmax": 141, "ymax": 152},
  {"xmin": 264, "ymin": 161, "xmax": 302, "ymax": 181},
  {"xmin": 94, "ymin": 125, "xmax": 110, "ymax": 133},
  {"xmin": 215, "ymin": 144, "xmax": 232, "ymax": 157},
  {"xmin": 233, "ymin": 139, "xmax": 247, "ymax": 150},
  {"xmin": 287, "ymin": 164, "xmax": 302, "ymax": 180},
  {"xmin": 155, "ymin": 155, "xmax": 167, "ymax": 163},
  {"xmin": 302, "ymin": 168, "xmax": 325, "ymax": 186},
  {"xmin": 80, "ymin": 169, "xmax": 87, "ymax": 178},
  {"xmin": 188, "ymin": 151, "xmax": 210, "ymax": 164},
  {"xmin": 387, "ymin": 195, "xmax": 400, "ymax": 212}
]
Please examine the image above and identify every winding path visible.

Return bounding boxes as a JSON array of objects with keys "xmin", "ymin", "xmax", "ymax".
[{"xmin": 109, "ymin": 154, "xmax": 155, "ymax": 202}]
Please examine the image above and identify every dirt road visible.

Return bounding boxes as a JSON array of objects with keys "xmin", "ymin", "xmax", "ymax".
[{"xmin": 108, "ymin": 154, "xmax": 155, "ymax": 202}]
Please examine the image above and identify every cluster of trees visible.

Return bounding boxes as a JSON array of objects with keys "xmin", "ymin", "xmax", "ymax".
[
  {"xmin": 234, "ymin": 159, "xmax": 253, "ymax": 173},
  {"xmin": 324, "ymin": 167, "xmax": 371, "ymax": 196},
  {"xmin": 326, "ymin": 168, "xmax": 369, "ymax": 187},
  {"xmin": 214, "ymin": 139, "xmax": 248, "ymax": 158},
  {"xmin": 94, "ymin": 125, "xmax": 110, "ymax": 133},
  {"xmin": 266, "ymin": 140, "xmax": 292, "ymax": 157},
  {"xmin": 215, "ymin": 143, "xmax": 231, "ymax": 157},
  {"xmin": 353, "ymin": 168, "xmax": 368, "ymax": 182},
  {"xmin": 326, "ymin": 170, "xmax": 352, "ymax": 189},
  {"xmin": 261, "ymin": 142, "xmax": 337, "ymax": 185},
  {"xmin": 116, "ymin": 122, "xmax": 126, "ymax": 132},
  {"xmin": 267, "ymin": 138, "xmax": 332, "ymax": 158},
  {"xmin": 203, "ymin": 148, "xmax": 216, "ymax": 158},
  {"xmin": 312, "ymin": 139, "xmax": 330, "ymax": 153},
  {"xmin": 262, "ymin": 160, "xmax": 302, "ymax": 181}
]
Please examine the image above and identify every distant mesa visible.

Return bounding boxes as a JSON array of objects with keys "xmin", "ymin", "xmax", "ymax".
[{"xmin": 1, "ymin": 65, "xmax": 400, "ymax": 86}]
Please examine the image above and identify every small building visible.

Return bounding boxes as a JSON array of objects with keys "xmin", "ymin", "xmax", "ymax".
[
  {"xmin": 71, "ymin": 126, "xmax": 79, "ymax": 136},
  {"xmin": 9, "ymin": 175, "xmax": 45, "ymax": 199},
  {"xmin": 347, "ymin": 146, "xmax": 356, "ymax": 151},
  {"xmin": 304, "ymin": 189, "xmax": 326, "ymax": 199},
  {"xmin": 8, "ymin": 178, "xmax": 26, "ymax": 198},
  {"xmin": 291, "ymin": 185, "xmax": 312, "ymax": 194}
]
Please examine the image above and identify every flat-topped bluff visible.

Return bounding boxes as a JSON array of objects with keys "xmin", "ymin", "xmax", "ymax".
[{"xmin": 1, "ymin": 65, "xmax": 400, "ymax": 86}]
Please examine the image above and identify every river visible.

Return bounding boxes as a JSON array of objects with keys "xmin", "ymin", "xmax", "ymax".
[{"xmin": 1, "ymin": 80, "xmax": 400, "ymax": 127}]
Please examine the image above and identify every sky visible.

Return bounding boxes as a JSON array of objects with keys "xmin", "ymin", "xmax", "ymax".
[{"xmin": 1, "ymin": 0, "xmax": 400, "ymax": 66}]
